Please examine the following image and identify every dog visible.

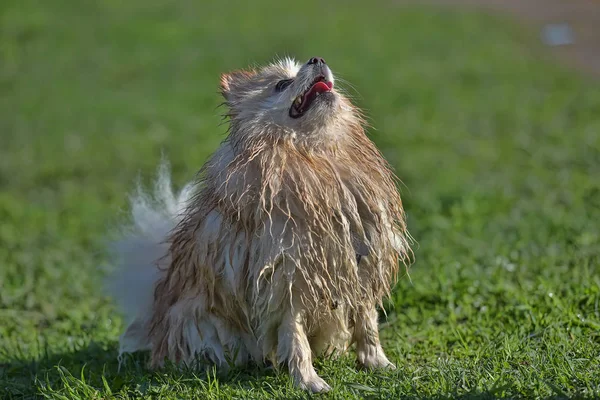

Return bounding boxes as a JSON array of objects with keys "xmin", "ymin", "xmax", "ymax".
[{"xmin": 107, "ymin": 56, "xmax": 412, "ymax": 393}]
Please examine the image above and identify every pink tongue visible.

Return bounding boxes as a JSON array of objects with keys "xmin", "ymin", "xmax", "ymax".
[
  {"xmin": 300, "ymin": 81, "xmax": 332, "ymax": 110},
  {"xmin": 314, "ymin": 81, "xmax": 332, "ymax": 92}
]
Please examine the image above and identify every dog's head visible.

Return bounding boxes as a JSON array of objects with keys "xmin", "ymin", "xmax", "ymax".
[{"xmin": 220, "ymin": 57, "xmax": 359, "ymax": 142}]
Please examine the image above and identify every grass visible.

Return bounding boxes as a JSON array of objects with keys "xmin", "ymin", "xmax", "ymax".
[{"xmin": 1, "ymin": 0, "xmax": 600, "ymax": 398}]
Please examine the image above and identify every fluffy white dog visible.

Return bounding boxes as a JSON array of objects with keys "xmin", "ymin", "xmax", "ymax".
[{"xmin": 107, "ymin": 56, "xmax": 412, "ymax": 393}]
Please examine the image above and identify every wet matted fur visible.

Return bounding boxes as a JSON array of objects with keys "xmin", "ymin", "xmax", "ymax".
[{"xmin": 107, "ymin": 56, "xmax": 413, "ymax": 393}]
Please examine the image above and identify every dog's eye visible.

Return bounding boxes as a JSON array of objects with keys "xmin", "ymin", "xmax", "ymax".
[{"xmin": 275, "ymin": 79, "xmax": 293, "ymax": 92}]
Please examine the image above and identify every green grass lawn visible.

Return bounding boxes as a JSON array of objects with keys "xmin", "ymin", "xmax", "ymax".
[{"xmin": 1, "ymin": 0, "xmax": 599, "ymax": 398}]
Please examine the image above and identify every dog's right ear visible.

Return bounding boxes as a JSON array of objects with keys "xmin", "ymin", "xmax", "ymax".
[{"xmin": 220, "ymin": 70, "xmax": 255, "ymax": 102}]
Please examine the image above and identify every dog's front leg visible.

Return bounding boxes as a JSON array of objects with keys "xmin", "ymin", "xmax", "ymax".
[
  {"xmin": 353, "ymin": 306, "xmax": 396, "ymax": 370},
  {"xmin": 276, "ymin": 310, "xmax": 331, "ymax": 393}
]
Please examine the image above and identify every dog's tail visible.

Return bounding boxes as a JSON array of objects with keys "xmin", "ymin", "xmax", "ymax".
[{"xmin": 104, "ymin": 160, "xmax": 195, "ymax": 357}]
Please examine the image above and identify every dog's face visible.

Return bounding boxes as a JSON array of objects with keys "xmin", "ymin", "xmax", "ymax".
[{"xmin": 220, "ymin": 57, "xmax": 357, "ymax": 139}]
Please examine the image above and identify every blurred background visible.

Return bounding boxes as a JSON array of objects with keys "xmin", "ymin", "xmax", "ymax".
[{"xmin": 1, "ymin": 0, "xmax": 599, "ymax": 398}]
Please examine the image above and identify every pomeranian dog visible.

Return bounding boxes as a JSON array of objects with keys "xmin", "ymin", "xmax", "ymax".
[{"xmin": 107, "ymin": 56, "xmax": 412, "ymax": 393}]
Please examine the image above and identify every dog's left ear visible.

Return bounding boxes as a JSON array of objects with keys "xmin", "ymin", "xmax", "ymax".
[{"xmin": 220, "ymin": 70, "xmax": 256, "ymax": 102}]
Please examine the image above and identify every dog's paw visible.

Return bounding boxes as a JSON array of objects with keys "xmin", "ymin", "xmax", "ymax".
[
  {"xmin": 298, "ymin": 375, "xmax": 331, "ymax": 393},
  {"xmin": 356, "ymin": 346, "xmax": 395, "ymax": 370}
]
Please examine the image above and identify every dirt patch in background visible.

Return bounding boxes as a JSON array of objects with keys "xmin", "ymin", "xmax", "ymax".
[{"xmin": 418, "ymin": 0, "xmax": 600, "ymax": 77}]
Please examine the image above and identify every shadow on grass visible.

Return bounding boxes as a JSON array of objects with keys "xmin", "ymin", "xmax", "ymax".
[
  {"xmin": 1, "ymin": 344, "xmax": 590, "ymax": 399},
  {"xmin": 1, "ymin": 342, "xmax": 282, "ymax": 399}
]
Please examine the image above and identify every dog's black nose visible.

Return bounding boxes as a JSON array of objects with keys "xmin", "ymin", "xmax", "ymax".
[{"xmin": 308, "ymin": 57, "xmax": 326, "ymax": 66}]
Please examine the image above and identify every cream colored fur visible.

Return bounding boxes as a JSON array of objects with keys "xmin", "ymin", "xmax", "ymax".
[{"xmin": 106, "ymin": 57, "xmax": 412, "ymax": 393}]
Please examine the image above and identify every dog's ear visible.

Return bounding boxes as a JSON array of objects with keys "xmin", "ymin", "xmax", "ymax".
[{"xmin": 220, "ymin": 70, "xmax": 256, "ymax": 102}]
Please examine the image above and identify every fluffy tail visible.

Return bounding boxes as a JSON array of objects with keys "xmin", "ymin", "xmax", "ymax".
[{"xmin": 104, "ymin": 161, "xmax": 194, "ymax": 356}]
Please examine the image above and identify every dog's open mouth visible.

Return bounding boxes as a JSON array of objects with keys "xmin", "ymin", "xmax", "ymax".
[{"xmin": 289, "ymin": 76, "xmax": 333, "ymax": 118}]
